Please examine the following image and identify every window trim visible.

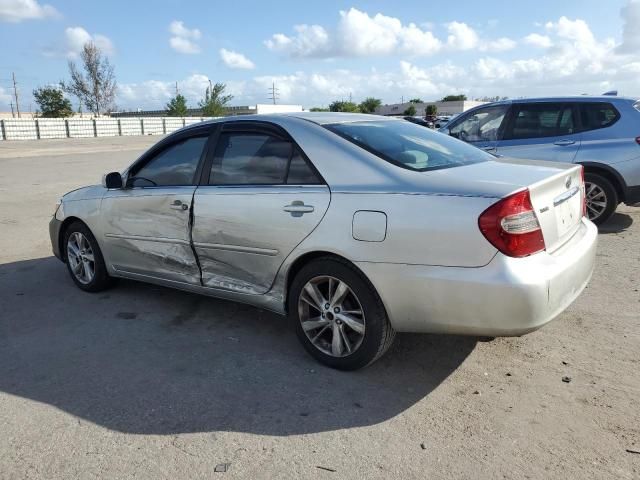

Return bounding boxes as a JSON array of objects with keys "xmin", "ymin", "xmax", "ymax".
[
  {"xmin": 125, "ymin": 125, "xmax": 215, "ymax": 189},
  {"xmin": 501, "ymin": 102, "xmax": 578, "ymax": 141},
  {"xmin": 202, "ymin": 120, "xmax": 325, "ymax": 187}
]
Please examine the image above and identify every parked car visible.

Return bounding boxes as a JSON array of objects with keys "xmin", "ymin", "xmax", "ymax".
[
  {"xmin": 403, "ymin": 116, "xmax": 433, "ymax": 128},
  {"xmin": 434, "ymin": 115, "xmax": 458, "ymax": 129},
  {"xmin": 439, "ymin": 96, "xmax": 640, "ymax": 224},
  {"xmin": 50, "ymin": 113, "xmax": 597, "ymax": 370}
]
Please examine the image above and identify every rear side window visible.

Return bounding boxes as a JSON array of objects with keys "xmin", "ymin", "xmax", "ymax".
[
  {"xmin": 634, "ymin": 100, "xmax": 640, "ymax": 112},
  {"xmin": 579, "ymin": 102, "xmax": 620, "ymax": 131},
  {"xmin": 503, "ymin": 103, "xmax": 575, "ymax": 140},
  {"xmin": 130, "ymin": 135, "xmax": 207, "ymax": 187},
  {"xmin": 209, "ymin": 132, "xmax": 322, "ymax": 185},
  {"xmin": 326, "ymin": 120, "xmax": 490, "ymax": 172}
]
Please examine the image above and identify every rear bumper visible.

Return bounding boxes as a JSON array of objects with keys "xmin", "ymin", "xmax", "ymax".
[
  {"xmin": 49, "ymin": 216, "xmax": 63, "ymax": 261},
  {"xmin": 357, "ymin": 218, "xmax": 598, "ymax": 336}
]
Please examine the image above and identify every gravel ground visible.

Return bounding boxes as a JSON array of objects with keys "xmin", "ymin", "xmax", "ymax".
[{"xmin": 0, "ymin": 137, "xmax": 638, "ymax": 479}]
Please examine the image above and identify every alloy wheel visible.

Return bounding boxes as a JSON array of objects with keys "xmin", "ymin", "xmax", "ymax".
[
  {"xmin": 67, "ymin": 232, "xmax": 95, "ymax": 285},
  {"xmin": 585, "ymin": 181, "xmax": 608, "ymax": 221},
  {"xmin": 298, "ymin": 275, "xmax": 366, "ymax": 357}
]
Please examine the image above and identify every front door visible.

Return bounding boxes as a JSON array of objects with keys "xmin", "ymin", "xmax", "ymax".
[
  {"xmin": 496, "ymin": 102, "xmax": 581, "ymax": 162},
  {"xmin": 192, "ymin": 124, "xmax": 330, "ymax": 295},
  {"xmin": 101, "ymin": 133, "xmax": 210, "ymax": 285}
]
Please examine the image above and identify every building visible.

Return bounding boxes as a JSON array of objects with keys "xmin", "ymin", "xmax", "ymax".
[
  {"xmin": 111, "ymin": 104, "xmax": 303, "ymax": 118},
  {"xmin": 375, "ymin": 100, "xmax": 487, "ymax": 117}
]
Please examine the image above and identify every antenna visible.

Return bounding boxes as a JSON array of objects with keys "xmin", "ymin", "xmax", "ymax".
[{"xmin": 268, "ymin": 82, "xmax": 280, "ymax": 105}]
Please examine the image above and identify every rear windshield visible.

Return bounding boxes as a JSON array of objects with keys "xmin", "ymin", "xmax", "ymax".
[{"xmin": 325, "ymin": 120, "xmax": 491, "ymax": 172}]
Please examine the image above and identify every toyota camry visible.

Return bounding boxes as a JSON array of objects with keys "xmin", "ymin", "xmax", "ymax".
[{"xmin": 50, "ymin": 113, "xmax": 597, "ymax": 370}]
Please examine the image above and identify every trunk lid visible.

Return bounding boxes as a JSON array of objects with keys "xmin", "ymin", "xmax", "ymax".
[{"xmin": 410, "ymin": 157, "xmax": 584, "ymax": 252}]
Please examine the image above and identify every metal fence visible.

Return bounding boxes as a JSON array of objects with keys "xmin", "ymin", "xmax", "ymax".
[{"xmin": 0, "ymin": 117, "xmax": 217, "ymax": 141}]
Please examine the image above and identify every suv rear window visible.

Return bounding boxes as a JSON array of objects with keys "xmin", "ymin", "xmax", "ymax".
[
  {"xmin": 579, "ymin": 102, "xmax": 620, "ymax": 131},
  {"xmin": 326, "ymin": 120, "xmax": 490, "ymax": 172}
]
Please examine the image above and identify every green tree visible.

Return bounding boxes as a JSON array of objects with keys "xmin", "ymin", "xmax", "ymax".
[
  {"xmin": 309, "ymin": 107, "xmax": 329, "ymax": 112},
  {"xmin": 403, "ymin": 104, "xmax": 417, "ymax": 116},
  {"xmin": 166, "ymin": 94, "xmax": 188, "ymax": 116},
  {"xmin": 440, "ymin": 94, "xmax": 467, "ymax": 102},
  {"xmin": 358, "ymin": 97, "xmax": 382, "ymax": 113},
  {"xmin": 329, "ymin": 100, "xmax": 360, "ymax": 112},
  {"xmin": 32, "ymin": 87, "xmax": 73, "ymax": 117},
  {"xmin": 409, "ymin": 98, "xmax": 423, "ymax": 104},
  {"xmin": 61, "ymin": 42, "xmax": 117, "ymax": 116},
  {"xmin": 199, "ymin": 82, "xmax": 233, "ymax": 117},
  {"xmin": 425, "ymin": 104, "xmax": 438, "ymax": 117}
]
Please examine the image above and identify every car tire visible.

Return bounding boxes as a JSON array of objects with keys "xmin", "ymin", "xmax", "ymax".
[
  {"xmin": 288, "ymin": 256, "xmax": 395, "ymax": 370},
  {"xmin": 584, "ymin": 172, "xmax": 618, "ymax": 225},
  {"xmin": 63, "ymin": 221, "xmax": 115, "ymax": 292}
]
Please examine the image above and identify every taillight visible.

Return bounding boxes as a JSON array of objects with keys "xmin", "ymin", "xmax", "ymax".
[
  {"xmin": 478, "ymin": 189, "xmax": 545, "ymax": 258},
  {"xmin": 579, "ymin": 165, "xmax": 586, "ymax": 217}
]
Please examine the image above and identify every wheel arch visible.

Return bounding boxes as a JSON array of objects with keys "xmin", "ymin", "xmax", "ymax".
[
  {"xmin": 283, "ymin": 250, "xmax": 388, "ymax": 317},
  {"xmin": 578, "ymin": 162, "xmax": 626, "ymax": 203}
]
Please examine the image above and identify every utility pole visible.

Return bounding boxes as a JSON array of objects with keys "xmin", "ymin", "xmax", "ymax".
[
  {"xmin": 175, "ymin": 81, "xmax": 179, "ymax": 96},
  {"xmin": 268, "ymin": 82, "xmax": 279, "ymax": 105},
  {"xmin": 12, "ymin": 72, "xmax": 21, "ymax": 118},
  {"xmin": 10, "ymin": 102, "xmax": 15, "ymax": 118}
]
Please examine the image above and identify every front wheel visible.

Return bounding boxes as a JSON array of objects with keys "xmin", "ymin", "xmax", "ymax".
[
  {"xmin": 288, "ymin": 257, "xmax": 395, "ymax": 370},
  {"xmin": 63, "ymin": 221, "xmax": 115, "ymax": 292},
  {"xmin": 584, "ymin": 173, "xmax": 618, "ymax": 225}
]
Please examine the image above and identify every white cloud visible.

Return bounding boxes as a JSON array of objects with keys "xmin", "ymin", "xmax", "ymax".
[
  {"xmin": 65, "ymin": 26, "xmax": 114, "ymax": 58},
  {"xmin": 617, "ymin": 0, "xmax": 640, "ymax": 53},
  {"xmin": 524, "ymin": 33, "xmax": 553, "ymax": 48},
  {"xmin": 169, "ymin": 20, "xmax": 201, "ymax": 54},
  {"xmin": 446, "ymin": 21, "xmax": 479, "ymax": 50},
  {"xmin": 0, "ymin": 0, "xmax": 57, "ymax": 22},
  {"xmin": 219, "ymin": 48, "xmax": 255, "ymax": 69},
  {"xmin": 265, "ymin": 8, "xmax": 442, "ymax": 58},
  {"xmin": 480, "ymin": 37, "xmax": 517, "ymax": 52}
]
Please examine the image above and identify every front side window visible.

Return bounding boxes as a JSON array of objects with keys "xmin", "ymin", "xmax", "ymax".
[
  {"xmin": 579, "ymin": 102, "xmax": 619, "ymax": 131},
  {"xmin": 504, "ymin": 103, "xmax": 575, "ymax": 140},
  {"xmin": 209, "ymin": 132, "xmax": 321, "ymax": 185},
  {"xmin": 130, "ymin": 136, "xmax": 207, "ymax": 187},
  {"xmin": 326, "ymin": 120, "xmax": 491, "ymax": 172},
  {"xmin": 449, "ymin": 105, "xmax": 509, "ymax": 142}
]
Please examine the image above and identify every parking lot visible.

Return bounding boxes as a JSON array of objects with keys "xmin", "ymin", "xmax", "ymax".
[{"xmin": 0, "ymin": 136, "xmax": 638, "ymax": 479}]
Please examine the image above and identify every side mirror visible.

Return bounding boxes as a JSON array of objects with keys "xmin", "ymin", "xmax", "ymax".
[{"xmin": 104, "ymin": 172, "xmax": 123, "ymax": 189}]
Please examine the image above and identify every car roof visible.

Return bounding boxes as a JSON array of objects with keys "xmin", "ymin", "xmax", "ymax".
[{"xmin": 479, "ymin": 95, "xmax": 637, "ymax": 107}]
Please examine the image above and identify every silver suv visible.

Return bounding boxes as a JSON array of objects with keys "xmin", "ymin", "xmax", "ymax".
[{"xmin": 440, "ymin": 96, "xmax": 640, "ymax": 224}]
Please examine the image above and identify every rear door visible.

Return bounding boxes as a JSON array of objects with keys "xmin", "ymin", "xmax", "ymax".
[
  {"xmin": 448, "ymin": 104, "xmax": 510, "ymax": 154},
  {"xmin": 101, "ymin": 129, "xmax": 212, "ymax": 285},
  {"xmin": 496, "ymin": 102, "xmax": 581, "ymax": 162},
  {"xmin": 192, "ymin": 122, "xmax": 330, "ymax": 294}
]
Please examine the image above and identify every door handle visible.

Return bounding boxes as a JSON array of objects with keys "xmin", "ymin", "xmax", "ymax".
[
  {"xmin": 170, "ymin": 200, "xmax": 189, "ymax": 211},
  {"xmin": 554, "ymin": 139, "xmax": 576, "ymax": 146},
  {"xmin": 284, "ymin": 200, "xmax": 314, "ymax": 217}
]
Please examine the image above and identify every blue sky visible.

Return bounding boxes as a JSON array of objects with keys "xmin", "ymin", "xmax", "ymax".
[{"xmin": 1, "ymin": 0, "xmax": 639, "ymax": 112}]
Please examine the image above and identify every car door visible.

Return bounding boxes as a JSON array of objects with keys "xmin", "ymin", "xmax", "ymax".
[
  {"xmin": 448, "ymin": 104, "xmax": 510, "ymax": 154},
  {"xmin": 100, "ymin": 128, "xmax": 212, "ymax": 285},
  {"xmin": 192, "ymin": 122, "xmax": 330, "ymax": 295},
  {"xmin": 496, "ymin": 102, "xmax": 581, "ymax": 162}
]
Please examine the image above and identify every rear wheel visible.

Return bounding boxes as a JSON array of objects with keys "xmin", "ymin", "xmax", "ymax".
[
  {"xmin": 288, "ymin": 257, "xmax": 395, "ymax": 370},
  {"xmin": 584, "ymin": 173, "xmax": 618, "ymax": 225},
  {"xmin": 63, "ymin": 221, "xmax": 115, "ymax": 292}
]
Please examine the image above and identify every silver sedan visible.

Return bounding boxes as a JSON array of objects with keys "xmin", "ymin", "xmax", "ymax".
[{"xmin": 50, "ymin": 113, "xmax": 598, "ymax": 370}]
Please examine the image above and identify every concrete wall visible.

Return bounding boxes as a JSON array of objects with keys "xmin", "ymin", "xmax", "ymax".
[{"xmin": 0, "ymin": 117, "xmax": 218, "ymax": 141}]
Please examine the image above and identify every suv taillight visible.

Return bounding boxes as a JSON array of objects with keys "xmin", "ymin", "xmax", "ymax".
[{"xmin": 478, "ymin": 189, "xmax": 545, "ymax": 258}]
